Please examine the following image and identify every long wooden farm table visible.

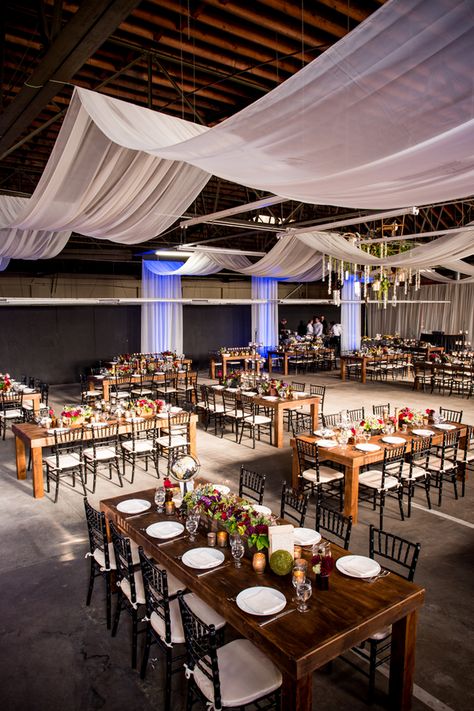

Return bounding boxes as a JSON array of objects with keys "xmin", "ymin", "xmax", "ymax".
[
  {"xmin": 291, "ymin": 421, "xmax": 467, "ymax": 523},
  {"xmin": 12, "ymin": 413, "xmax": 198, "ymax": 499},
  {"xmin": 101, "ymin": 487, "xmax": 425, "ymax": 711}
]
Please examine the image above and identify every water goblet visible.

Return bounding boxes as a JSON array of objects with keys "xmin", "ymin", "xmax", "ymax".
[
  {"xmin": 231, "ymin": 541, "xmax": 245, "ymax": 568},
  {"xmin": 363, "ymin": 429, "xmax": 371, "ymax": 445},
  {"xmin": 295, "ymin": 578, "xmax": 312, "ymax": 613},
  {"xmin": 185, "ymin": 513, "xmax": 199, "ymax": 542},
  {"xmin": 154, "ymin": 486, "xmax": 166, "ymax": 513}
]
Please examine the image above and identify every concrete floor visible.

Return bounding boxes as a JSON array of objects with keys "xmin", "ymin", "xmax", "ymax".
[{"xmin": 1, "ymin": 370, "xmax": 473, "ymax": 711}]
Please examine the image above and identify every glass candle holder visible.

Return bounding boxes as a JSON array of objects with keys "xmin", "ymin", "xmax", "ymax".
[
  {"xmin": 217, "ymin": 531, "xmax": 228, "ymax": 548},
  {"xmin": 165, "ymin": 500, "xmax": 175, "ymax": 516},
  {"xmin": 252, "ymin": 552, "xmax": 266, "ymax": 574},
  {"xmin": 207, "ymin": 532, "xmax": 217, "ymax": 547}
]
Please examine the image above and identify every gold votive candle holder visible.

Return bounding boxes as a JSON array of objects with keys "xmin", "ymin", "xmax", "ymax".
[
  {"xmin": 294, "ymin": 545, "xmax": 302, "ymax": 559},
  {"xmin": 165, "ymin": 501, "xmax": 175, "ymax": 516},
  {"xmin": 252, "ymin": 552, "xmax": 266, "ymax": 574},
  {"xmin": 217, "ymin": 531, "xmax": 228, "ymax": 548},
  {"xmin": 207, "ymin": 532, "xmax": 217, "ymax": 547}
]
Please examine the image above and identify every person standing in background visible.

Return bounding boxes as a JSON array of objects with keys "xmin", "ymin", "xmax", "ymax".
[
  {"xmin": 313, "ymin": 318, "xmax": 323, "ymax": 337},
  {"xmin": 320, "ymin": 315, "xmax": 329, "ymax": 335},
  {"xmin": 306, "ymin": 318, "xmax": 314, "ymax": 336},
  {"xmin": 329, "ymin": 321, "xmax": 342, "ymax": 356}
]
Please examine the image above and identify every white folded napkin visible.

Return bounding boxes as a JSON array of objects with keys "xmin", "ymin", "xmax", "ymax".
[
  {"xmin": 294, "ymin": 528, "xmax": 318, "ymax": 544},
  {"xmin": 341, "ymin": 557, "xmax": 379, "ymax": 577},
  {"xmin": 188, "ymin": 549, "xmax": 220, "ymax": 567},
  {"xmin": 244, "ymin": 588, "xmax": 283, "ymax": 615}
]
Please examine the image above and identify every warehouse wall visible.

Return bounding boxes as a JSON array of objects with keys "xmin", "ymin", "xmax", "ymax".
[{"xmin": 183, "ymin": 305, "xmax": 251, "ymax": 368}]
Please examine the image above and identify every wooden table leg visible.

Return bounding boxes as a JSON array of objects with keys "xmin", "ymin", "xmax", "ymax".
[
  {"xmin": 343, "ymin": 463, "xmax": 359, "ymax": 524},
  {"xmin": 31, "ymin": 446, "xmax": 44, "ymax": 498},
  {"xmin": 15, "ymin": 436, "xmax": 27, "ymax": 480},
  {"xmin": 189, "ymin": 421, "xmax": 197, "ymax": 459},
  {"xmin": 361, "ymin": 357, "xmax": 367, "ymax": 384},
  {"xmin": 282, "ymin": 672, "xmax": 312, "ymax": 711},
  {"xmin": 222, "ymin": 357, "xmax": 227, "ymax": 378},
  {"xmin": 267, "ymin": 354, "xmax": 273, "ymax": 374},
  {"xmin": 102, "ymin": 380, "xmax": 110, "ymax": 401},
  {"xmin": 310, "ymin": 402, "xmax": 319, "ymax": 432},
  {"xmin": 283, "ymin": 353, "xmax": 289, "ymax": 376},
  {"xmin": 340, "ymin": 358, "xmax": 346, "ymax": 381},
  {"xmin": 210, "ymin": 359, "xmax": 216, "ymax": 380},
  {"xmin": 291, "ymin": 445, "xmax": 299, "ymax": 488},
  {"xmin": 274, "ymin": 408, "xmax": 284, "ymax": 448},
  {"xmin": 389, "ymin": 610, "xmax": 418, "ymax": 710}
]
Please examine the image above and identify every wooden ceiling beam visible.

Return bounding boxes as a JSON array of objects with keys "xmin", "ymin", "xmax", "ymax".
[
  {"xmin": 0, "ymin": 0, "xmax": 142, "ymax": 155},
  {"xmin": 314, "ymin": 0, "xmax": 374, "ymax": 24}
]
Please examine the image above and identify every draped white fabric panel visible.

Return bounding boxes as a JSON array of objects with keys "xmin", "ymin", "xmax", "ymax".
[
  {"xmin": 341, "ymin": 278, "xmax": 361, "ymax": 352},
  {"xmin": 366, "ymin": 284, "xmax": 474, "ymax": 341},
  {"xmin": 0, "ymin": 196, "xmax": 70, "ymax": 261},
  {"xmin": 0, "ymin": 258, "xmax": 10, "ymax": 271},
  {"xmin": 251, "ymin": 278, "xmax": 278, "ymax": 349},
  {"xmin": 141, "ymin": 262, "xmax": 183, "ymax": 354},
  {"xmin": 1, "ymin": 0, "xmax": 474, "ymax": 264}
]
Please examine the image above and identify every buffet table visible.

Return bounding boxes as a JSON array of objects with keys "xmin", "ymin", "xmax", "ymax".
[
  {"xmin": 101, "ymin": 487, "xmax": 424, "ymax": 711},
  {"xmin": 267, "ymin": 347, "xmax": 335, "ymax": 375},
  {"xmin": 209, "ymin": 353, "xmax": 264, "ymax": 379},
  {"xmin": 12, "ymin": 413, "xmax": 198, "ymax": 499}
]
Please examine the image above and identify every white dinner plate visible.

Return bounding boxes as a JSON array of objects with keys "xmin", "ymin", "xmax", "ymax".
[
  {"xmin": 315, "ymin": 439, "xmax": 338, "ymax": 448},
  {"xmin": 49, "ymin": 427, "xmax": 70, "ymax": 434},
  {"xmin": 434, "ymin": 423, "xmax": 457, "ymax": 430},
  {"xmin": 355, "ymin": 443, "xmax": 381, "ymax": 452},
  {"xmin": 262, "ymin": 396, "xmax": 279, "ymax": 401},
  {"xmin": 211, "ymin": 484, "xmax": 230, "ymax": 495},
  {"xmin": 293, "ymin": 391, "xmax": 309, "ymax": 398},
  {"xmin": 236, "ymin": 586, "xmax": 287, "ymax": 616},
  {"xmin": 314, "ymin": 429, "xmax": 335, "ymax": 438},
  {"xmin": 293, "ymin": 528, "xmax": 321, "ymax": 546},
  {"xmin": 336, "ymin": 555, "xmax": 381, "ymax": 579},
  {"xmin": 145, "ymin": 521, "xmax": 184, "ymax": 539},
  {"xmin": 116, "ymin": 498, "xmax": 151, "ymax": 514},
  {"xmin": 170, "ymin": 406, "xmax": 182, "ymax": 413},
  {"xmin": 212, "ymin": 384, "xmax": 225, "ymax": 390},
  {"xmin": 225, "ymin": 387, "xmax": 239, "ymax": 393},
  {"xmin": 412, "ymin": 429, "xmax": 435, "ymax": 436},
  {"xmin": 181, "ymin": 548, "xmax": 225, "ymax": 570},
  {"xmin": 86, "ymin": 422, "xmax": 108, "ymax": 428},
  {"xmin": 241, "ymin": 391, "xmax": 257, "ymax": 397},
  {"xmin": 252, "ymin": 504, "xmax": 272, "ymax": 516},
  {"xmin": 381, "ymin": 436, "xmax": 406, "ymax": 444},
  {"xmin": 23, "ymin": 388, "xmax": 35, "ymax": 394},
  {"xmin": 94, "ymin": 375, "xmax": 105, "ymax": 379},
  {"xmin": 130, "ymin": 417, "xmax": 144, "ymax": 422}
]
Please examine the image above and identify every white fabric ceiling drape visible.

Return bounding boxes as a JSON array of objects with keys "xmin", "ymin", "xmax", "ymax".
[
  {"xmin": 251, "ymin": 278, "xmax": 279, "ymax": 349},
  {"xmin": 366, "ymin": 283, "xmax": 474, "ymax": 341},
  {"xmin": 1, "ymin": 0, "xmax": 474, "ymax": 266},
  {"xmin": 341, "ymin": 278, "xmax": 361, "ymax": 352},
  {"xmin": 141, "ymin": 261, "xmax": 183, "ymax": 354},
  {"xmin": 0, "ymin": 195, "xmax": 70, "ymax": 260}
]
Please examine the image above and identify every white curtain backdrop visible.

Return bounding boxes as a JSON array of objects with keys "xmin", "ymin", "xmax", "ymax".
[
  {"xmin": 2, "ymin": 0, "xmax": 474, "ymax": 263},
  {"xmin": 251, "ymin": 278, "xmax": 278, "ymax": 350},
  {"xmin": 341, "ymin": 277, "xmax": 361, "ymax": 352},
  {"xmin": 141, "ymin": 261, "xmax": 183, "ymax": 354},
  {"xmin": 366, "ymin": 283, "xmax": 474, "ymax": 341}
]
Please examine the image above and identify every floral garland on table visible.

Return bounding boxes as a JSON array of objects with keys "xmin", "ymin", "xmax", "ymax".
[
  {"xmin": 221, "ymin": 370, "xmax": 244, "ymax": 388},
  {"xmin": 0, "ymin": 372, "xmax": 12, "ymax": 392},
  {"xmin": 398, "ymin": 407, "xmax": 424, "ymax": 426},
  {"xmin": 132, "ymin": 398, "xmax": 165, "ymax": 415},
  {"xmin": 61, "ymin": 405, "xmax": 92, "ymax": 423},
  {"xmin": 183, "ymin": 484, "xmax": 274, "ymax": 551},
  {"xmin": 359, "ymin": 414, "xmax": 385, "ymax": 433}
]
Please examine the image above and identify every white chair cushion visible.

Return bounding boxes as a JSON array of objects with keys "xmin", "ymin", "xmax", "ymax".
[
  {"xmin": 208, "ymin": 404, "xmax": 225, "ymax": 413},
  {"xmin": 121, "ymin": 439, "xmax": 153, "ymax": 453},
  {"xmin": 243, "ymin": 415, "xmax": 272, "ymax": 425},
  {"xmin": 428, "ymin": 456, "xmax": 456, "ymax": 473},
  {"xmin": 369, "ymin": 625, "xmax": 392, "ymax": 641},
  {"xmin": 93, "ymin": 542, "xmax": 117, "ymax": 571},
  {"xmin": 150, "ymin": 593, "xmax": 226, "ymax": 645},
  {"xmin": 358, "ymin": 470, "xmax": 400, "ymax": 491},
  {"xmin": 83, "ymin": 446, "xmax": 117, "ymax": 461},
  {"xmin": 302, "ymin": 466, "xmax": 344, "ymax": 483},
  {"xmin": 156, "ymin": 435, "xmax": 188, "ymax": 448},
  {"xmin": 130, "ymin": 388, "xmax": 152, "ymax": 395},
  {"xmin": 193, "ymin": 638, "xmax": 282, "ymax": 708},
  {"xmin": 43, "ymin": 452, "xmax": 81, "ymax": 470},
  {"xmin": 457, "ymin": 451, "xmax": 474, "ymax": 462},
  {"xmin": 119, "ymin": 570, "xmax": 146, "ymax": 606},
  {"xmin": 400, "ymin": 462, "xmax": 428, "ymax": 480},
  {"xmin": 114, "ymin": 391, "xmax": 130, "ymax": 399},
  {"xmin": 83, "ymin": 390, "xmax": 102, "ymax": 397},
  {"xmin": 0, "ymin": 409, "xmax": 22, "ymax": 419},
  {"xmin": 22, "ymin": 401, "xmax": 48, "ymax": 411},
  {"xmin": 224, "ymin": 409, "xmax": 244, "ymax": 419}
]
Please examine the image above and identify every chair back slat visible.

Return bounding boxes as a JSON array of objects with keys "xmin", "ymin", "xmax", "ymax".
[
  {"xmin": 369, "ymin": 525, "xmax": 421, "ymax": 582},
  {"xmin": 139, "ymin": 548, "xmax": 173, "ymax": 646},
  {"xmin": 110, "ymin": 522, "xmax": 138, "ymax": 603},
  {"xmin": 280, "ymin": 482, "xmax": 308, "ymax": 526},
  {"xmin": 239, "ymin": 466, "xmax": 265, "ymax": 504},
  {"xmin": 316, "ymin": 504, "xmax": 352, "ymax": 550},
  {"xmin": 84, "ymin": 498, "xmax": 110, "ymax": 568}
]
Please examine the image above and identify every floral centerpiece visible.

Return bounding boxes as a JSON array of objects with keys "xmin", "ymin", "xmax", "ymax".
[
  {"xmin": 61, "ymin": 405, "xmax": 92, "ymax": 424},
  {"xmin": 0, "ymin": 372, "xmax": 12, "ymax": 392},
  {"xmin": 133, "ymin": 397, "xmax": 165, "ymax": 415},
  {"xmin": 359, "ymin": 414, "xmax": 384, "ymax": 433},
  {"xmin": 398, "ymin": 407, "xmax": 424, "ymax": 427},
  {"xmin": 222, "ymin": 370, "xmax": 243, "ymax": 388},
  {"xmin": 183, "ymin": 484, "xmax": 274, "ymax": 551}
]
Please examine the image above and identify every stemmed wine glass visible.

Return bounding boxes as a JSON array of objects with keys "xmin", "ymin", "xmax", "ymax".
[
  {"xmin": 295, "ymin": 578, "xmax": 313, "ymax": 613},
  {"xmin": 185, "ymin": 511, "xmax": 200, "ymax": 542},
  {"xmin": 363, "ymin": 428, "xmax": 371, "ymax": 445},
  {"xmin": 231, "ymin": 537, "xmax": 245, "ymax": 568},
  {"xmin": 154, "ymin": 486, "xmax": 166, "ymax": 513}
]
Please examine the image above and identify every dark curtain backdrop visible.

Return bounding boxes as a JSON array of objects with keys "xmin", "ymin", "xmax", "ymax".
[
  {"xmin": 0, "ymin": 306, "xmax": 140, "ymax": 384},
  {"xmin": 279, "ymin": 305, "xmax": 341, "ymax": 333},
  {"xmin": 183, "ymin": 305, "xmax": 251, "ymax": 368}
]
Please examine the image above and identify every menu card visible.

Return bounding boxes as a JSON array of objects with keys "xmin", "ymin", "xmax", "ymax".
[{"xmin": 268, "ymin": 524, "xmax": 294, "ymax": 558}]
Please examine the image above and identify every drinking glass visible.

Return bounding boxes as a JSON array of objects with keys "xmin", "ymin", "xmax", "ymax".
[
  {"xmin": 231, "ymin": 541, "xmax": 245, "ymax": 568},
  {"xmin": 295, "ymin": 578, "xmax": 312, "ymax": 613},
  {"xmin": 363, "ymin": 429, "xmax": 371, "ymax": 445},
  {"xmin": 154, "ymin": 487, "xmax": 166, "ymax": 512},
  {"xmin": 185, "ymin": 513, "xmax": 199, "ymax": 542}
]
